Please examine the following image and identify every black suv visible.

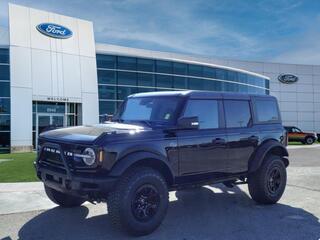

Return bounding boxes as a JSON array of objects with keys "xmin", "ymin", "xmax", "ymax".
[{"xmin": 35, "ymin": 91, "xmax": 289, "ymax": 236}]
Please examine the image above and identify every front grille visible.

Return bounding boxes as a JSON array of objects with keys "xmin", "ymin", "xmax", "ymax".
[
  {"xmin": 40, "ymin": 146, "xmax": 68, "ymax": 170},
  {"xmin": 38, "ymin": 143, "xmax": 97, "ymax": 173}
]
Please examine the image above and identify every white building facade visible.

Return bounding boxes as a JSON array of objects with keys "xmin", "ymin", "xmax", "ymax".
[{"xmin": 0, "ymin": 4, "xmax": 319, "ymax": 152}]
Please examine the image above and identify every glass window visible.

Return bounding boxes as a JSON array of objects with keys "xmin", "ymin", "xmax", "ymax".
[
  {"xmin": 0, "ymin": 65, "xmax": 10, "ymax": 81},
  {"xmin": 248, "ymin": 75, "xmax": 264, "ymax": 87},
  {"xmin": 98, "ymin": 70, "xmax": 116, "ymax": 84},
  {"xmin": 33, "ymin": 102, "xmax": 37, "ymax": 113},
  {"xmin": 99, "ymin": 85, "xmax": 116, "ymax": 100},
  {"xmin": 173, "ymin": 62, "xmax": 188, "ymax": 75},
  {"xmin": 188, "ymin": 77, "xmax": 204, "ymax": 90},
  {"xmin": 0, "ymin": 82, "xmax": 10, "ymax": 97},
  {"xmin": 99, "ymin": 101, "xmax": 116, "ymax": 115},
  {"xmin": 118, "ymin": 71, "xmax": 137, "ymax": 85},
  {"xmin": 188, "ymin": 64, "xmax": 203, "ymax": 77},
  {"xmin": 265, "ymin": 79, "xmax": 270, "ymax": 89},
  {"xmin": 216, "ymin": 69, "xmax": 227, "ymax": 80},
  {"xmin": 255, "ymin": 99, "xmax": 279, "ymax": 122},
  {"xmin": 0, "ymin": 115, "xmax": 10, "ymax": 131},
  {"xmin": 0, "ymin": 132, "xmax": 10, "ymax": 148},
  {"xmin": 203, "ymin": 67, "xmax": 216, "ymax": 79},
  {"xmin": 183, "ymin": 100, "xmax": 219, "ymax": 129},
  {"xmin": 118, "ymin": 56, "xmax": 136, "ymax": 70},
  {"xmin": 137, "ymin": 58, "xmax": 154, "ymax": 72},
  {"xmin": 227, "ymin": 71, "xmax": 238, "ymax": 82},
  {"xmin": 156, "ymin": 75, "xmax": 172, "ymax": 88},
  {"xmin": 224, "ymin": 100, "xmax": 251, "ymax": 128},
  {"xmin": 292, "ymin": 127, "xmax": 302, "ymax": 133},
  {"xmin": 239, "ymin": 84, "xmax": 249, "ymax": 93},
  {"xmin": 96, "ymin": 55, "xmax": 116, "ymax": 69},
  {"xmin": 156, "ymin": 60, "xmax": 172, "ymax": 74},
  {"xmin": 203, "ymin": 80, "xmax": 222, "ymax": 91},
  {"xmin": 120, "ymin": 97, "xmax": 181, "ymax": 123},
  {"xmin": 137, "ymin": 73, "xmax": 155, "ymax": 87},
  {"xmin": 37, "ymin": 102, "xmax": 65, "ymax": 114},
  {"xmin": 225, "ymin": 82, "xmax": 239, "ymax": 92},
  {"xmin": 0, "ymin": 98, "xmax": 10, "ymax": 114},
  {"xmin": 33, "ymin": 113, "xmax": 36, "ymax": 131},
  {"xmin": 0, "ymin": 48, "xmax": 9, "ymax": 64},
  {"xmin": 118, "ymin": 86, "xmax": 138, "ymax": 100},
  {"xmin": 173, "ymin": 76, "xmax": 188, "ymax": 89},
  {"xmin": 238, "ymin": 73, "xmax": 247, "ymax": 84},
  {"xmin": 67, "ymin": 103, "xmax": 76, "ymax": 114}
]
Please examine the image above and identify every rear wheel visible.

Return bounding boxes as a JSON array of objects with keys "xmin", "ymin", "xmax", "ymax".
[
  {"xmin": 305, "ymin": 136, "xmax": 315, "ymax": 145},
  {"xmin": 44, "ymin": 185, "xmax": 85, "ymax": 207},
  {"xmin": 248, "ymin": 155, "xmax": 287, "ymax": 204},
  {"xmin": 107, "ymin": 167, "xmax": 168, "ymax": 236}
]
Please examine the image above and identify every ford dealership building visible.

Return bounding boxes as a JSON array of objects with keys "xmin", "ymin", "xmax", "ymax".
[{"xmin": 0, "ymin": 4, "xmax": 320, "ymax": 152}]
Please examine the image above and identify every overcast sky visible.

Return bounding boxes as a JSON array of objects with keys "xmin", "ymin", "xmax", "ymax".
[{"xmin": 0, "ymin": 0, "xmax": 320, "ymax": 64}]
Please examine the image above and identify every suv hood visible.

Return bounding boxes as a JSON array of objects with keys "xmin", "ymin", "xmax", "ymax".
[{"xmin": 39, "ymin": 122, "xmax": 146, "ymax": 143}]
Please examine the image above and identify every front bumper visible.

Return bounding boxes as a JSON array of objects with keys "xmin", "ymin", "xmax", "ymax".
[
  {"xmin": 35, "ymin": 142, "xmax": 118, "ymax": 201},
  {"xmin": 35, "ymin": 163, "xmax": 118, "ymax": 200}
]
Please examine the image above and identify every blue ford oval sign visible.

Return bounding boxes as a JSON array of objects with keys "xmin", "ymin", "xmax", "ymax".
[
  {"xmin": 278, "ymin": 74, "xmax": 298, "ymax": 84},
  {"xmin": 36, "ymin": 23, "xmax": 73, "ymax": 39}
]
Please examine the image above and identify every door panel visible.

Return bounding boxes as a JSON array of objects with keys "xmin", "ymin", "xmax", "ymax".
[
  {"xmin": 225, "ymin": 129, "xmax": 259, "ymax": 173},
  {"xmin": 178, "ymin": 129, "xmax": 228, "ymax": 175},
  {"xmin": 223, "ymin": 99, "xmax": 258, "ymax": 173}
]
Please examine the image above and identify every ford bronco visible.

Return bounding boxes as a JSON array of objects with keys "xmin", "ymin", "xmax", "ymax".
[{"xmin": 35, "ymin": 91, "xmax": 289, "ymax": 236}]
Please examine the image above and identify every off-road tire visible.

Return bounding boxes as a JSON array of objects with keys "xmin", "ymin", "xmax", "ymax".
[
  {"xmin": 107, "ymin": 167, "xmax": 169, "ymax": 236},
  {"xmin": 305, "ymin": 136, "xmax": 315, "ymax": 145},
  {"xmin": 248, "ymin": 155, "xmax": 287, "ymax": 204},
  {"xmin": 44, "ymin": 185, "xmax": 85, "ymax": 207}
]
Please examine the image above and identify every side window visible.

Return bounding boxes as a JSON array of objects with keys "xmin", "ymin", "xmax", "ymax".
[
  {"xmin": 224, "ymin": 100, "xmax": 251, "ymax": 128},
  {"xmin": 293, "ymin": 127, "xmax": 301, "ymax": 133},
  {"xmin": 255, "ymin": 99, "xmax": 280, "ymax": 122},
  {"xmin": 182, "ymin": 99, "xmax": 219, "ymax": 129}
]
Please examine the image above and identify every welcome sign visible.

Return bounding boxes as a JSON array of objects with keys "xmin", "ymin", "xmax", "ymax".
[{"xmin": 36, "ymin": 23, "xmax": 73, "ymax": 39}]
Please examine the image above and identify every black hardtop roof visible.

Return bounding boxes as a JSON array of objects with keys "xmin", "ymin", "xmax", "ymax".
[{"xmin": 129, "ymin": 90, "xmax": 276, "ymax": 100}]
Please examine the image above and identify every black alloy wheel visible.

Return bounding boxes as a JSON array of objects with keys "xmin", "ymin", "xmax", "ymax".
[{"xmin": 131, "ymin": 184, "xmax": 161, "ymax": 222}]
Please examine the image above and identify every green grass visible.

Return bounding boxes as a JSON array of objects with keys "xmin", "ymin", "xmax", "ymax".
[{"xmin": 0, "ymin": 152, "xmax": 38, "ymax": 183}]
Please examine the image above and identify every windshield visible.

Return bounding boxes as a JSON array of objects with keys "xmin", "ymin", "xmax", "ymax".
[{"xmin": 116, "ymin": 97, "xmax": 182, "ymax": 126}]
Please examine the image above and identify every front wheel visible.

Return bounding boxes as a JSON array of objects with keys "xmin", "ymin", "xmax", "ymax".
[
  {"xmin": 44, "ymin": 185, "xmax": 85, "ymax": 207},
  {"xmin": 248, "ymin": 155, "xmax": 287, "ymax": 204},
  {"xmin": 107, "ymin": 167, "xmax": 169, "ymax": 236}
]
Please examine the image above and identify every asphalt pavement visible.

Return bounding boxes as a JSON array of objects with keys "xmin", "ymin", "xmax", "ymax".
[{"xmin": 0, "ymin": 146, "xmax": 319, "ymax": 240}]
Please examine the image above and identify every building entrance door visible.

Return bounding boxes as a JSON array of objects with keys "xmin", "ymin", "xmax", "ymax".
[{"xmin": 36, "ymin": 113, "xmax": 65, "ymax": 148}]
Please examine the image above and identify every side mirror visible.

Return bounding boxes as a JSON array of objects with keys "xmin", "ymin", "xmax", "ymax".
[{"xmin": 177, "ymin": 116, "xmax": 199, "ymax": 130}]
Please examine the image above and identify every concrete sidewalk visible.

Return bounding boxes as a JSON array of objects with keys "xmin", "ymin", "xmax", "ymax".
[
  {"xmin": 0, "ymin": 182, "xmax": 57, "ymax": 215},
  {"xmin": 287, "ymin": 144, "xmax": 320, "ymax": 149}
]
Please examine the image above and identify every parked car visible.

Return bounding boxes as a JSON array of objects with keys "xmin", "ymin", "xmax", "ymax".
[
  {"xmin": 35, "ymin": 91, "xmax": 289, "ymax": 236},
  {"xmin": 284, "ymin": 126, "xmax": 317, "ymax": 144}
]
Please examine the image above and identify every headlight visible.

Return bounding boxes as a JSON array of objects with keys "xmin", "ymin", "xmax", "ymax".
[{"xmin": 82, "ymin": 148, "xmax": 96, "ymax": 166}]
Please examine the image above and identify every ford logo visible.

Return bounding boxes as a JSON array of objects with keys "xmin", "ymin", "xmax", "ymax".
[
  {"xmin": 278, "ymin": 74, "xmax": 298, "ymax": 84},
  {"xmin": 36, "ymin": 23, "xmax": 73, "ymax": 39}
]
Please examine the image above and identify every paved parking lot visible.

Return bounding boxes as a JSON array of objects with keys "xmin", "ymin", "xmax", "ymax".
[{"xmin": 0, "ymin": 147, "xmax": 320, "ymax": 240}]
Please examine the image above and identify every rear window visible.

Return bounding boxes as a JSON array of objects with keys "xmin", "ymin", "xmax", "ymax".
[{"xmin": 255, "ymin": 99, "xmax": 280, "ymax": 123}]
